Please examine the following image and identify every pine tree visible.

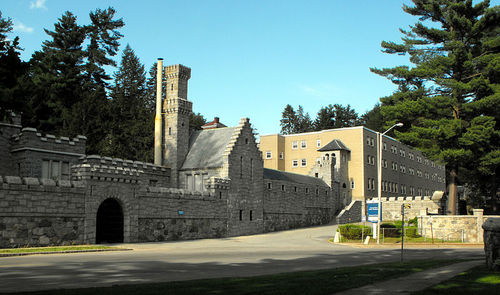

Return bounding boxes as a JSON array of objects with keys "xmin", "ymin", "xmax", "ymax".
[
  {"xmin": 371, "ymin": 0, "xmax": 500, "ymax": 213},
  {"xmin": 360, "ymin": 104, "xmax": 385, "ymax": 132},
  {"xmin": 0, "ymin": 11, "xmax": 27, "ymax": 122},
  {"xmin": 313, "ymin": 104, "xmax": 359, "ymax": 131},
  {"xmin": 295, "ymin": 106, "xmax": 313, "ymax": 133},
  {"xmin": 107, "ymin": 44, "xmax": 153, "ymax": 162},
  {"xmin": 280, "ymin": 104, "xmax": 297, "ymax": 134}
]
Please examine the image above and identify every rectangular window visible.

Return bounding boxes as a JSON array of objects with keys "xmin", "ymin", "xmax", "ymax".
[
  {"xmin": 301, "ymin": 158, "xmax": 307, "ymax": 167},
  {"xmin": 300, "ymin": 140, "xmax": 307, "ymax": 149},
  {"xmin": 279, "ymin": 152, "xmax": 283, "ymax": 159},
  {"xmin": 366, "ymin": 136, "xmax": 370, "ymax": 145},
  {"xmin": 292, "ymin": 141, "xmax": 298, "ymax": 149},
  {"xmin": 281, "ymin": 184, "xmax": 285, "ymax": 191},
  {"xmin": 239, "ymin": 210, "xmax": 243, "ymax": 221},
  {"xmin": 42, "ymin": 160, "xmax": 50, "ymax": 179},
  {"xmin": 292, "ymin": 160, "xmax": 298, "ymax": 167},
  {"xmin": 186, "ymin": 174, "xmax": 193, "ymax": 190},
  {"xmin": 265, "ymin": 151, "xmax": 272, "ymax": 159},
  {"xmin": 316, "ymin": 139, "xmax": 321, "ymax": 147},
  {"xmin": 249, "ymin": 210, "xmax": 253, "ymax": 221},
  {"xmin": 383, "ymin": 143, "xmax": 387, "ymax": 150},
  {"xmin": 61, "ymin": 162, "xmax": 70, "ymax": 180},
  {"xmin": 267, "ymin": 182, "xmax": 272, "ymax": 190},
  {"xmin": 195, "ymin": 174, "xmax": 202, "ymax": 191},
  {"xmin": 351, "ymin": 180, "xmax": 355, "ymax": 189}
]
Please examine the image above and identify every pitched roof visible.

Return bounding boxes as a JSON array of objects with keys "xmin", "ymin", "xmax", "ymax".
[
  {"xmin": 317, "ymin": 139, "xmax": 350, "ymax": 152},
  {"xmin": 181, "ymin": 127, "xmax": 237, "ymax": 170},
  {"xmin": 263, "ymin": 168, "xmax": 329, "ymax": 187},
  {"xmin": 201, "ymin": 117, "xmax": 227, "ymax": 129}
]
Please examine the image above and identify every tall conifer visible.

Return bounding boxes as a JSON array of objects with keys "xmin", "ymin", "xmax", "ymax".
[{"xmin": 371, "ymin": 0, "xmax": 500, "ymax": 213}]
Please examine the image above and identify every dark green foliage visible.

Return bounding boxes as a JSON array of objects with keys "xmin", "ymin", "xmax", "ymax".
[
  {"xmin": 313, "ymin": 104, "xmax": 359, "ymax": 130},
  {"xmin": 371, "ymin": 0, "xmax": 500, "ymax": 212},
  {"xmin": 189, "ymin": 112, "xmax": 207, "ymax": 132},
  {"xmin": 104, "ymin": 44, "xmax": 152, "ymax": 162},
  {"xmin": 338, "ymin": 224, "xmax": 372, "ymax": 240},
  {"xmin": 381, "ymin": 223, "xmax": 401, "ymax": 237},
  {"xmin": 279, "ymin": 104, "xmax": 313, "ymax": 134},
  {"xmin": 359, "ymin": 103, "xmax": 385, "ymax": 132},
  {"xmin": 24, "ymin": 8, "xmax": 124, "ymax": 154},
  {"xmin": 0, "ymin": 11, "xmax": 28, "ymax": 122},
  {"xmin": 280, "ymin": 103, "xmax": 360, "ymax": 134}
]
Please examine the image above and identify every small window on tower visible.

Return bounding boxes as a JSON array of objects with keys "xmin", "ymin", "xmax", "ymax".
[
  {"xmin": 171, "ymin": 84, "xmax": 173, "ymax": 90},
  {"xmin": 169, "ymin": 127, "xmax": 172, "ymax": 135}
]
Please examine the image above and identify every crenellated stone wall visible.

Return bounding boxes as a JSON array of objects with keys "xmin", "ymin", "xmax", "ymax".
[{"xmin": 368, "ymin": 191, "xmax": 444, "ymax": 221}]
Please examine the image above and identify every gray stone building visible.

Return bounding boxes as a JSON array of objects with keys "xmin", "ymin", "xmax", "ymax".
[{"xmin": 0, "ymin": 62, "xmax": 337, "ymax": 248}]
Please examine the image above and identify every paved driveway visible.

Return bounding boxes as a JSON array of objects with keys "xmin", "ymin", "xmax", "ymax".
[{"xmin": 0, "ymin": 224, "xmax": 484, "ymax": 293}]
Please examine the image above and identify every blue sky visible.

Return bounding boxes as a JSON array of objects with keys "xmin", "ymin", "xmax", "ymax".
[{"xmin": 3, "ymin": 0, "xmax": 498, "ymax": 136}]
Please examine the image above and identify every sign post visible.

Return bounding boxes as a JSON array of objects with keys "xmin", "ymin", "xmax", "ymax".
[
  {"xmin": 401, "ymin": 203, "xmax": 411, "ymax": 262},
  {"xmin": 367, "ymin": 200, "xmax": 381, "ymax": 239}
]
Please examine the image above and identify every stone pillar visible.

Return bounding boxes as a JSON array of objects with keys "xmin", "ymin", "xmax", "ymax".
[
  {"xmin": 474, "ymin": 209, "xmax": 484, "ymax": 243},
  {"xmin": 482, "ymin": 218, "xmax": 500, "ymax": 271}
]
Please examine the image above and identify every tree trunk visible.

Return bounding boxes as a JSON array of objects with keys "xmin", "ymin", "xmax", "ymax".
[{"xmin": 448, "ymin": 168, "xmax": 458, "ymax": 215}]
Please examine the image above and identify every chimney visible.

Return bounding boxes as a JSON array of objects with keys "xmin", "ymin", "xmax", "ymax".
[{"xmin": 154, "ymin": 58, "xmax": 163, "ymax": 165}]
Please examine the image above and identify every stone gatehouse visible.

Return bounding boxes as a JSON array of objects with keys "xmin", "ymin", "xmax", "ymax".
[{"xmin": 0, "ymin": 62, "xmax": 338, "ymax": 248}]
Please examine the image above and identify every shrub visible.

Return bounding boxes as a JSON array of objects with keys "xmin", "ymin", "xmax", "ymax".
[
  {"xmin": 405, "ymin": 226, "xmax": 420, "ymax": 238},
  {"xmin": 338, "ymin": 224, "xmax": 372, "ymax": 240},
  {"xmin": 408, "ymin": 217, "xmax": 418, "ymax": 227}
]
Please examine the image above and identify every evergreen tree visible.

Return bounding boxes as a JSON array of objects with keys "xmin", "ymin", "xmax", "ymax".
[
  {"xmin": 107, "ymin": 44, "xmax": 152, "ymax": 162},
  {"xmin": 313, "ymin": 104, "xmax": 359, "ymax": 131},
  {"xmin": 371, "ymin": 0, "xmax": 500, "ymax": 213},
  {"xmin": 280, "ymin": 104, "xmax": 297, "ymax": 134},
  {"xmin": 360, "ymin": 103, "xmax": 385, "ymax": 132},
  {"xmin": 295, "ymin": 105, "xmax": 313, "ymax": 133},
  {"xmin": 0, "ymin": 11, "xmax": 27, "ymax": 122},
  {"xmin": 190, "ymin": 112, "xmax": 207, "ymax": 132},
  {"xmin": 25, "ymin": 8, "xmax": 124, "ymax": 154}
]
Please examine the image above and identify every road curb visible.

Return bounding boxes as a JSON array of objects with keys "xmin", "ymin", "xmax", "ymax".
[{"xmin": 0, "ymin": 248, "xmax": 133, "ymax": 257}]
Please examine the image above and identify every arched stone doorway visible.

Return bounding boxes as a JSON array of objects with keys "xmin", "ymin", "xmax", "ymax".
[{"xmin": 96, "ymin": 198, "xmax": 124, "ymax": 243}]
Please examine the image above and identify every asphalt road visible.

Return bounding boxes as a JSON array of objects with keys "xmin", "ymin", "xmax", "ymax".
[{"xmin": 0, "ymin": 224, "xmax": 484, "ymax": 293}]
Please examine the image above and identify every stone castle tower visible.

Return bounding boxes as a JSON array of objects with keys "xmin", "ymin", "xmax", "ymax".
[{"xmin": 154, "ymin": 61, "xmax": 192, "ymax": 187}]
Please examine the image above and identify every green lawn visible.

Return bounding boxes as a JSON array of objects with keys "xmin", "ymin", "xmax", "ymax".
[
  {"xmin": 7, "ymin": 259, "xmax": 465, "ymax": 295},
  {"xmin": 412, "ymin": 265, "xmax": 500, "ymax": 295},
  {"xmin": 0, "ymin": 245, "xmax": 119, "ymax": 254}
]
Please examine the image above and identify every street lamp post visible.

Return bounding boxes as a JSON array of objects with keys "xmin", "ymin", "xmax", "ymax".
[{"xmin": 377, "ymin": 122, "xmax": 403, "ymax": 244}]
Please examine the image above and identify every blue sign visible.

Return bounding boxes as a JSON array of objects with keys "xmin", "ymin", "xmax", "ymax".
[
  {"xmin": 367, "ymin": 202, "xmax": 382, "ymax": 223},
  {"xmin": 178, "ymin": 210, "xmax": 184, "ymax": 215}
]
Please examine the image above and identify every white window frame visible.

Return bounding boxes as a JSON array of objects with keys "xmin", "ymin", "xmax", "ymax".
[
  {"xmin": 301, "ymin": 158, "xmax": 307, "ymax": 167},
  {"xmin": 300, "ymin": 140, "xmax": 307, "ymax": 149},
  {"xmin": 292, "ymin": 141, "xmax": 298, "ymax": 149},
  {"xmin": 316, "ymin": 139, "xmax": 321, "ymax": 147},
  {"xmin": 279, "ymin": 152, "xmax": 284, "ymax": 160},
  {"xmin": 292, "ymin": 160, "xmax": 299, "ymax": 167},
  {"xmin": 265, "ymin": 151, "xmax": 272, "ymax": 159}
]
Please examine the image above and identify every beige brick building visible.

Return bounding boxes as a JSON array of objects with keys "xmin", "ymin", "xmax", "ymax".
[{"xmin": 259, "ymin": 127, "xmax": 446, "ymax": 207}]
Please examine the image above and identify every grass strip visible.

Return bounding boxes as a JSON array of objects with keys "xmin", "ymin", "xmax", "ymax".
[
  {"xmin": 8, "ymin": 259, "xmax": 465, "ymax": 295},
  {"xmin": 412, "ymin": 264, "xmax": 500, "ymax": 295},
  {"xmin": 0, "ymin": 245, "xmax": 119, "ymax": 254}
]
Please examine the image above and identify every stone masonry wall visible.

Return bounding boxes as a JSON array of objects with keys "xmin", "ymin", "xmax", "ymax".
[
  {"xmin": 0, "ymin": 176, "xmax": 86, "ymax": 248},
  {"xmin": 368, "ymin": 193, "xmax": 443, "ymax": 221},
  {"xmin": 418, "ymin": 209, "xmax": 499, "ymax": 243},
  {"xmin": 263, "ymin": 178, "xmax": 335, "ymax": 232},
  {"xmin": 336, "ymin": 200, "xmax": 362, "ymax": 224}
]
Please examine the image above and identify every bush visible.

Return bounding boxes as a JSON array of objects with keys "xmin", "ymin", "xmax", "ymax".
[
  {"xmin": 381, "ymin": 224, "xmax": 401, "ymax": 237},
  {"xmin": 408, "ymin": 217, "xmax": 418, "ymax": 227},
  {"xmin": 338, "ymin": 224, "xmax": 372, "ymax": 240},
  {"xmin": 405, "ymin": 226, "xmax": 420, "ymax": 238}
]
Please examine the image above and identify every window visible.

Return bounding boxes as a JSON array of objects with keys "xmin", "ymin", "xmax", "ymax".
[
  {"xmin": 301, "ymin": 140, "xmax": 307, "ymax": 149},
  {"xmin": 301, "ymin": 159, "xmax": 307, "ymax": 167},
  {"xmin": 366, "ymin": 136, "xmax": 371, "ymax": 145},
  {"xmin": 249, "ymin": 210, "xmax": 253, "ymax": 221},
  {"xmin": 316, "ymin": 139, "xmax": 321, "ymax": 147},
  {"xmin": 294, "ymin": 186, "xmax": 297, "ymax": 192},
  {"xmin": 351, "ymin": 180, "xmax": 355, "ymax": 189},
  {"xmin": 186, "ymin": 174, "xmax": 193, "ymax": 190},
  {"xmin": 400, "ymin": 150, "xmax": 405, "ymax": 157},
  {"xmin": 281, "ymin": 184, "xmax": 285, "ymax": 191},
  {"xmin": 240, "ymin": 156, "xmax": 243, "ymax": 179},
  {"xmin": 265, "ymin": 151, "xmax": 272, "ymax": 159},
  {"xmin": 250, "ymin": 158, "xmax": 253, "ymax": 179},
  {"xmin": 42, "ymin": 160, "xmax": 70, "ymax": 180},
  {"xmin": 279, "ymin": 152, "xmax": 283, "ymax": 159},
  {"xmin": 267, "ymin": 182, "xmax": 272, "ymax": 190},
  {"xmin": 383, "ymin": 160, "xmax": 388, "ymax": 168},
  {"xmin": 305, "ymin": 187, "xmax": 309, "ymax": 193},
  {"xmin": 292, "ymin": 141, "xmax": 298, "ymax": 149},
  {"xmin": 316, "ymin": 157, "xmax": 321, "ymax": 164},
  {"xmin": 370, "ymin": 137, "xmax": 374, "ymax": 146},
  {"xmin": 239, "ymin": 210, "xmax": 243, "ymax": 221},
  {"xmin": 383, "ymin": 143, "xmax": 387, "ymax": 150},
  {"xmin": 292, "ymin": 160, "xmax": 299, "ymax": 167},
  {"xmin": 315, "ymin": 188, "xmax": 319, "ymax": 195},
  {"xmin": 168, "ymin": 127, "xmax": 172, "ymax": 135}
]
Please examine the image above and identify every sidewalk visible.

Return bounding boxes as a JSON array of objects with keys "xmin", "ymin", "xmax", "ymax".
[{"xmin": 335, "ymin": 259, "xmax": 483, "ymax": 295}]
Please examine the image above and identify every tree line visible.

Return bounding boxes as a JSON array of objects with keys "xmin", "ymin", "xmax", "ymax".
[
  {"xmin": 0, "ymin": 8, "xmax": 206, "ymax": 163},
  {"xmin": 279, "ymin": 103, "xmax": 382, "ymax": 134}
]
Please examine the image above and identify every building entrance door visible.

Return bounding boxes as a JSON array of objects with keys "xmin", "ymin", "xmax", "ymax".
[{"xmin": 96, "ymin": 198, "xmax": 124, "ymax": 243}]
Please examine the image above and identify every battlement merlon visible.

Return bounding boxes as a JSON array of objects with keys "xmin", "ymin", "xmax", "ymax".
[
  {"xmin": 11, "ymin": 127, "xmax": 86, "ymax": 154},
  {"xmin": 73, "ymin": 155, "xmax": 171, "ymax": 186}
]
